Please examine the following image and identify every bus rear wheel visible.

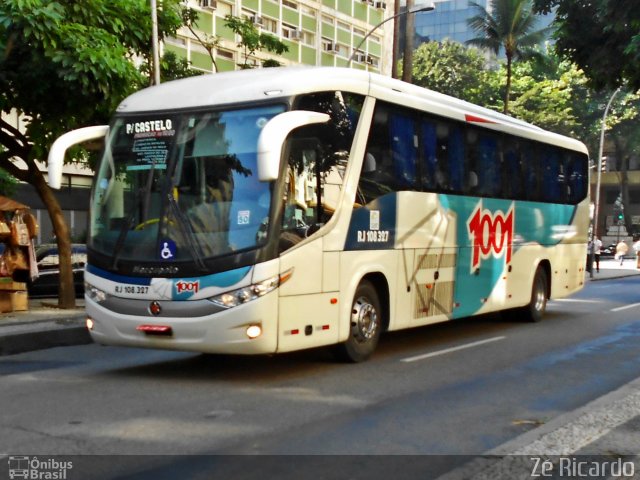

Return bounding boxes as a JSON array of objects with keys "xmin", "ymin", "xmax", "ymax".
[
  {"xmin": 335, "ymin": 280, "xmax": 382, "ymax": 363},
  {"xmin": 521, "ymin": 266, "xmax": 548, "ymax": 322}
]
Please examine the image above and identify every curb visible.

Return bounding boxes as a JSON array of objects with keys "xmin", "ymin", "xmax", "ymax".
[{"xmin": 0, "ymin": 318, "xmax": 92, "ymax": 356}]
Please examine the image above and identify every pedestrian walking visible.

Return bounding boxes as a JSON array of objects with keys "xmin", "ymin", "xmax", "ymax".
[
  {"xmin": 615, "ymin": 240, "xmax": 629, "ymax": 266},
  {"xmin": 594, "ymin": 237, "xmax": 602, "ymax": 272}
]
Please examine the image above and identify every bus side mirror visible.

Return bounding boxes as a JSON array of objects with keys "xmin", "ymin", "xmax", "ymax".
[
  {"xmin": 257, "ymin": 111, "xmax": 330, "ymax": 182},
  {"xmin": 47, "ymin": 125, "xmax": 109, "ymax": 189}
]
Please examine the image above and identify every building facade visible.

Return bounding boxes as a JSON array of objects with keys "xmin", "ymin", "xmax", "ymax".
[
  {"xmin": 166, "ymin": 0, "xmax": 396, "ymax": 75},
  {"xmin": 412, "ymin": 0, "xmax": 553, "ymax": 53}
]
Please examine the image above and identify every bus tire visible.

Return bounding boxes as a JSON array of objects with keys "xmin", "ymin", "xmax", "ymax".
[
  {"xmin": 521, "ymin": 266, "xmax": 548, "ymax": 322},
  {"xmin": 335, "ymin": 280, "xmax": 382, "ymax": 363}
]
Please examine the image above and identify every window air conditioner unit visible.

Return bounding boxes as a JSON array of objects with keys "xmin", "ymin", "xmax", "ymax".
[
  {"xmin": 199, "ymin": 0, "xmax": 216, "ymax": 9},
  {"xmin": 290, "ymin": 30, "xmax": 303, "ymax": 41},
  {"xmin": 355, "ymin": 52, "xmax": 367, "ymax": 63},
  {"xmin": 367, "ymin": 55, "xmax": 379, "ymax": 67},
  {"xmin": 252, "ymin": 15, "xmax": 263, "ymax": 26},
  {"xmin": 324, "ymin": 42, "xmax": 339, "ymax": 53}
]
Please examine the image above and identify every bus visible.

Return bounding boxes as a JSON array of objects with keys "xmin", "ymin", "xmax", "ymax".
[{"xmin": 47, "ymin": 67, "xmax": 590, "ymax": 362}]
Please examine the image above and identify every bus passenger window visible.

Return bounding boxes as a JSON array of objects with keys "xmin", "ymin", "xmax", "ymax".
[
  {"xmin": 475, "ymin": 134, "xmax": 500, "ymax": 196},
  {"xmin": 522, "ymin": 148, "xmax": 540, "ymax": 201},
  {"xmin": 449, "ymin": 127, "xmax": 465, "ymax": 193},
  {"xmin": 421, "ymin": 121, "xmax": 437, "ymax": 190},
  {"xmin": 542, "ymin": 149, "xmax": 565, "ymax": 203},
  {"xmin": 435, "ymin": 122, "xmax": 452, "ymax": 191},
  {"xmin": 389, "ymin": 112, "xmax": 418, "ymax": 188},
  {"xmin": 566, "ymin": 153, "xmax": 587, "ymax": 203},
  {"xmin": 503, "ymin": 145, "xmax": 523, "ymax": 199}
]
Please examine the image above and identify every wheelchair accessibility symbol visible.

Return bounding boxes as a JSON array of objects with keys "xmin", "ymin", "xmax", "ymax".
[{"xmin": 159, "ymin": 239, "xmax": 177, "ymax": 260}]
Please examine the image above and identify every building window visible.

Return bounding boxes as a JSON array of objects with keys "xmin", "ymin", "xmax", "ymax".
[
  {"xmin": 282, "ymin": 0, "xmax": 298, "ymax": 10},
  {"xmin": 282, "ymin": 23, "xmax": 299, "ymax": 40},
  {"xmin": 302, "ymin": 30, "xmax": 315, "ymax": 45},
  {"xmin": 217, "ymin": 49, "xmax": 234, "ymax": 59},
  {"xmin": 262, "ymin": 16, "xmax": 278, "ymax": 33}
]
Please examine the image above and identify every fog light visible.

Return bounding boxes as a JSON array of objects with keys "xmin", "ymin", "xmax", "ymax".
[
  {"xmin": 86, "ymin": 317, "xmax": 94, "ymax": 330},
  {"xmin": 246, "ymin": 325, "xmax": 262, "ymax": 339}
]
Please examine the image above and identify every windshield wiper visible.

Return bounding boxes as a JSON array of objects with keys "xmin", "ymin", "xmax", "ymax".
[
  {"xmin": 164, "ymin": 192, "xmax": 208, "ymax": 272},
  {"xmin": 111, "ymin": 164, "xmax": 156, "ymax": 269}
]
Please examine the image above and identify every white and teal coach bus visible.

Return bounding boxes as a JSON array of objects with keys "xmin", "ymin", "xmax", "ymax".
[{"xmin": 48, "ymin": 67, "xmax": 590, "ymax": 362}]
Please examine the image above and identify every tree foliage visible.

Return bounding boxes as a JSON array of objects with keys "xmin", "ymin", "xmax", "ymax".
[
  {"xmin": 224, "ymin": 15, "xmax": 288, "ymax": 68},
  {"xmin": 533, "ymin": 0, "xmax": 640, "ymax": 91},
  {"xmin": 466, "ymin": 0, "xmax": 552, "ymax": 113},
  {"xmin": 0, "ymin": 0, "xmax": 184, "ymax": 307},
  {"xmin": 410, "ymin": 41, "xmax": 490, "ymax": 104}
]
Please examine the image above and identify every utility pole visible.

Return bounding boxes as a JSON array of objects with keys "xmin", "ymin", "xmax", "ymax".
[
  {"xmin": 402, "ymin": 0, "xmax": 415, "ymax": 83},
  {"xmin": 391, "ymin": 0, "xmax": 401, "ymax": 78},
  {"xmin": 151, "ymin": 0, "xmax": 161, "ymax": 86}
]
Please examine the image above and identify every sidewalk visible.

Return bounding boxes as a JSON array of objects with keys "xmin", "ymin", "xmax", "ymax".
[{"xmin": 0, "ymin": 298, "xmax": 89, "ymax": 356}]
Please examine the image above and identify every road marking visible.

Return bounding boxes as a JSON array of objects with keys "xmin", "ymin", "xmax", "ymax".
[
  {"xmin": 400, "ymin": 336, "xmax": 506, "ymax": 363},
  {"xmin": 551, "ymin": 298, "xmax": 601, "ymax": 303},
  {"xmin": 611, "ymin": 302, "xmax": 640, "ymax": 312}
]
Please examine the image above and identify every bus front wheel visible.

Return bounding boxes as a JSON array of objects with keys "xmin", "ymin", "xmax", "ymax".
[{"xmin": 335, "ymin": 280, "xmax": 382, "ymax": 363}]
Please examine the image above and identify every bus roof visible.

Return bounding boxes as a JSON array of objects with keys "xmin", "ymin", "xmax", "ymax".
[{"xmin": 116, "ymin": 67, "xmax": 587, "ymax": 154}]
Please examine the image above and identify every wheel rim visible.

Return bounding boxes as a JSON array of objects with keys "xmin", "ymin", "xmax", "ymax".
[{"xmin": 351, "ymin": 296, "xmax": 378, "ymax": 343}]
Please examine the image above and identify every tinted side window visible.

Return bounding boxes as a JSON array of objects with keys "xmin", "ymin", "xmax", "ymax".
[
  {"xmin": 468, "ymin": 131, "xmax": 500, "ymax": 197},
  {"xmin": 566, "ymin": 152, "xmax": 588, "ymax": 203},
  {"xmin": 358, "ymin": 103, "xmax": 419, "ymax": 204}
]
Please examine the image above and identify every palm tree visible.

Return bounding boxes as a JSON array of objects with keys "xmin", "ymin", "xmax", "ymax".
[{"xmin": 466, "ymin": 0, "xmax": 552, "ymax": 114}]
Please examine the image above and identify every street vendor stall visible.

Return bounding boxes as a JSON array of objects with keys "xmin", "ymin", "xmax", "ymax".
[{"xmin": 0, "ymin": 196, "xmax": 39, "ymax": 312}]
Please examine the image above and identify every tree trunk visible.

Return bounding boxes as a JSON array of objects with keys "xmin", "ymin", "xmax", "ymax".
[
  {"xmin": 504, "ymin": 54, "xmax": 512, "ymax": 115},
  {"xmin": 402, "ymin": 0, "xmax": 415, "ymax": 84},
  {"xmin": 31, "ymin": 168, "xmax": 76, "ymax": 309}
]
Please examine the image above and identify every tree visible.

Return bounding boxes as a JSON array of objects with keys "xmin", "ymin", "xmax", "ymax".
[
  {"xmin": 138, "ymin": 51, "xmax": 204, "ymax": 86},
  {"xmin": 466, "ymin": 0, "xmax": 552, "ymax": 114},
  {"xmin": 224, "ymin": 15, "xmax": 288, "ymax": 69},
  {"xmin": 0, "ymin": 0, "xmax": 183, "ymax": 308},
  {"xmin": 0, "ymin": 169, "xmax": 18, "ymax": 197},
  {"xmin": 410, "ymin": 41, "xmax": 491, "ymax": 104},
  {"xmin": 181, "ymin": 7, "xmax": 221, "ymax": 73},
  {"xmin": 534, "ymin": 0, "xmax": 640, "ymax": 91}
]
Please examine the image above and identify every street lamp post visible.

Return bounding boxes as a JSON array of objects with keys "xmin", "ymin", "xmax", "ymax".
[
  {"xmin": 347, "ymin": 3, "xmax": 435, "ymax": 67},
  {"xmin": 589, "ymin": 86, "xmax": 621, "ymax": 278},
  {"xmin": 151, "ymin": 0, "xmax": 161, "ymax": 85}
]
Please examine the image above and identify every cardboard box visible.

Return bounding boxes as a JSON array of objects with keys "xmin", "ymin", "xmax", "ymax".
[
  {"xmin": 11, "ymin": 291, "xmax": 28, "ymax": 311},
  {"xmin": 0, "ymin": 277, "xmax": 26, "ymax": 291},
  {"xmin": 0, "ymin": 292, "xmax": 11, "ymax": 313},
  {"xmin": 0, "ymin": 290, "xmax": 28, "ymax": 312}
]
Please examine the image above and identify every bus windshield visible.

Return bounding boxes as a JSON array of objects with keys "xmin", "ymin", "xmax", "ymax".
[{"xmin": 90, "ymin": 104, "xmax": 285, "ymax": 265}]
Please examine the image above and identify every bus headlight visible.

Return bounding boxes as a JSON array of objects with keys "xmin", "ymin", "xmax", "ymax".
[
  {"xmin": 85, "ymin": 282, "xmax": 108, "ymax": 303},
  {"xmin": 210, "ymin": 269, "xmax": 293, "ymax": 309}
]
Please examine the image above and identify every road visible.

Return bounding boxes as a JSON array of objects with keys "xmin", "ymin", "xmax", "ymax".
[{"xmin": 1, "ymin": 275, "xmax": 639, "ymax": 479}]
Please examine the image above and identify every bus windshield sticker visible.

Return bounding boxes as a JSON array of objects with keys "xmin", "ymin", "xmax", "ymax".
[
  {"xmin": 159, "ymin": 239, "xmax": 177, "ymax": 260},
  {"xmin": 238, "ymin": 210, "xmax": 250, "ymax": 225},
  {"xmin": 126, "ymin": 118, "xmax": 176, "ymax": 168},
  {"xmin": 370, "ymin": 210, "xmax": 380, "ymax": 230}
]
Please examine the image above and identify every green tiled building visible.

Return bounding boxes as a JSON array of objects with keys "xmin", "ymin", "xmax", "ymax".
[{"xmin": 164, "ymin": 0, "xmax": 394, "ymax": 74}]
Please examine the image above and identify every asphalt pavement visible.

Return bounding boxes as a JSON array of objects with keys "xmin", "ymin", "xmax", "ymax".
[{"xmin": 1, "ymin": 257, "xmax": 639, "ymax": 474}]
